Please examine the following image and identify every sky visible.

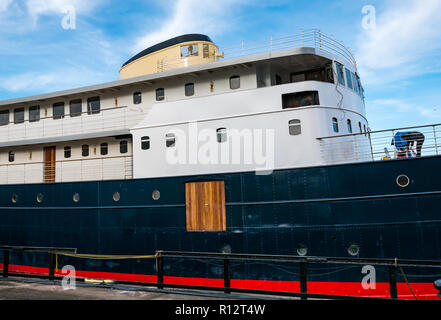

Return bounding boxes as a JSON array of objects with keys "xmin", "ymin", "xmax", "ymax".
[{"xmin": 0, "ymin": 0, "xmax": 440, "ymax": 130}]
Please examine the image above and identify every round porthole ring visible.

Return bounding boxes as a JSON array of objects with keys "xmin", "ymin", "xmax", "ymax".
[
  {"xmin": 36, "ymin": 193, "xmax": 44, "ymax": 203},
  {"xmin": 396, "ymin": 174, "xmax": 410, "ymax": 188},
  {"xmin": 113, "ymin": 192, "xmax": 120, "ymax": 202},
  {"xmin": 73, "ymin": 193, "xmax": 80, "ymax": 203},
  {"xmin": 11, "ymin": 194, "xmax": 18, "ymax": 204},
  {"xmin": 296, "ymin": 244, "xmax": 308, "ymax": 256},
  {"xmin": 348, "ymin": 244, "xmax": 360, "ymax": 257},
  {"xmin": 152, "ymin": 190, "xmax": 160, "ymax": 201}
]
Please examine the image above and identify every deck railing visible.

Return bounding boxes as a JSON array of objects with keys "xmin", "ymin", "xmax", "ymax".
[{"xmin": 317, "ymin": 123, "xmax": 441, "ymax": 164}]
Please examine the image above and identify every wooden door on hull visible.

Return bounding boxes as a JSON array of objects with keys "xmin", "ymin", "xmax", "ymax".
[
  {"xmin": 44, "ymin": 146, "xmax": 56, "ymax": 183},
  {"xmin": 185, "ymin": 181, "xmax": 226, "ymax": 231}
]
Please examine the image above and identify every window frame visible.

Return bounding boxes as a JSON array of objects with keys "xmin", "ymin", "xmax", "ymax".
[
  {"xmin": 13, "ymin": 108, "xmax": 25, "ymax": 124},
  {"xmin": 100, "ymin": 143, "xmax": 108, "ymax": 156},
  {"xmin": 289, "ymin": 119, "xmax": 302, "ymax": 136},
  {"xmin": 141, "ymin": 136, "xmax": 150, "ymax": 150},
  {"xmin": 69, "ymin": 99, "xmax": 82, "ymax": 117},
  {"xmin": 332, "ymin": 117, "xmax": 339, "ymax": 133},
  {"xmin": 229, "ymin": 75, "xmax": 240, "ymax": 90},
  {"xmin": 335, "ymin": 62, "xmax": 346, "ymax": 86},
  {"xmin": 347, "ymin": 119, "xmax": 353, "ymax": 133},
  {"xmin": 133, "ymin": 92, "xmax": 142, "ymax": 105},
  {"xmin": 185, "ymin": 83, "xmax": 195, "ymax": 97},
  {"xmin": 87, "ymin": 96, "xmax": 100, "ymax": 115},
  {"xmin": 8, "ymin": 151, "xmax": 14, "ymax": 162},
  {"xmin": 156, "ymin": 88, "xmax": 165, "ymax": 101},
  {"xmin": 120, "ymin": 140, "xmax": 128, "ymax": 154},
  {"xmin": 82, "ymin": 144, "xmax": 89, "ymax": 157},
  {"xmin": 29, "ymin": 105, "xmax": 40, "ymax": 122},
  {"xmin": 53, "ymin": 102, "xmax": 65, "ymax": 120},
  {"xmin": 64, "ymin": 146, "xmax": 71, "ymax": 158},
  {"xmin": 0, "ymin": 110, "xmax": 9, "ymax": 126}
]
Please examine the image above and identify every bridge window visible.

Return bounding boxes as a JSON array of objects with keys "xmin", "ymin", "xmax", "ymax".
[
  {"xmin": 217, "ymin": 128, "xmax": 227, "ymax": 143},
  {"xmin": 8, "ymin": 151, "xmax": 14, "ymax": 162},
  {"xmin": 181, "ymin": 44, "xmax": 199, "ymax": 57},
  {"xmin": 64, "ymin": 146, "xmax": 71, "ymax": 158},
  {"xmin": 166, "ymin": 133, "xmax": 176, "ymax": 148},
  {"xmin": 87, "ymin": 97, "xmax": 100, "ymax": 115},
  {"xmin": 141, "ymin": 136, "xmax": 150, "ymax": 150},
  {"xmin": 82, "ymin": 145, "xmax": 89, "ymax": 157},
  {"xmin": 282, "ymin": 91, "xmax": 319, "ymax": 109},
  {"xmin": 14, "ymin": 108, "xmax": 24, "ymax": 124},
  {"xmin": 100, "ymin": 143, "xmax": 108, "ymax": 155},
  {"xmin": 53, "ymin": 102, "xmax": 65, "ymax": 119},
  {"xmin": 230, "ymin": 75, "xmax": 240, "ymax": 90},
  {"xmin": 185, "ymin": 83, "xmax": 195, "ymax": 96},
  {"xmin": 336, "ymin": 63, "xmax": 345, "ymax": 86},
  {"xmin": 156, "ymin": 88, "xmax": 165, "ymax": 101},
  {"xmin": 289, "ymin": 119, "xmax": 302, "ymax": 136},
  {"xmin": 290, "ymin": 65, "xmax": 334, "ymax": 84},
  {"xmin": 332, "ymin": 118, "xmax": 339, "ymax": 133},
  {"xmin": 120, "ymin": 140, "xmax": 128, "ymax": 154},
  {"xmin": 133, "ymin": 92, "xmax": 142, "ymax": 104},
  {"xmin": 347, "ymin": 119, "xmax": 352, "ymax": 133},
  {"xmin": 29, "ymin": 106, "xmax": 40, "ymax": 122},
  {"xmin": 203, "ymin": 44, "xmax": 209, "ymax": 58},
  {"xmin": 345, "ymin": 68, "xmax": 353, "ymax": 90},
  {"xmin": 69, "ymin": 99, "xmax": 82, "ymax": 117},
  {"xmin": 0, "ymin": 110, "xmax": 9, "ymax": 126}
]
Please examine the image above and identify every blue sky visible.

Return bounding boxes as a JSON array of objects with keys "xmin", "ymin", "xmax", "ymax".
[{"xmin": 0, "ymin": 0, "xmax": 440, "ymax": 130}]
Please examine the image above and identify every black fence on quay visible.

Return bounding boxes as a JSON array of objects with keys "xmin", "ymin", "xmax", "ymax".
[{"xmin": 1, "ymin": 247, "xmax": 441, "ymax": 300}]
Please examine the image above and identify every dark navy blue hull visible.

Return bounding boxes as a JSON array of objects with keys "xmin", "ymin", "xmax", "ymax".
[{"xmin": 1, "ymin": 156, "xmax": 441, "ymax": 295}]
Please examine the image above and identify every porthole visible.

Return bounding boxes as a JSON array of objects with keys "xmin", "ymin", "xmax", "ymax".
[
  {"xmin": 11, "ymin": 194, "xmax": 18, "ymax": 204},
  {"xmin": 113, "ymin": 192, "xmax": 120, "ymax": 202},
  {"xmin": 348, "ymin": 244, "xmax": 360, "ymax": 256},
  {"xmin": 396, "ymin": 175, "xmax": 410, "ymax": 188},
  {"xmin": 36, "ymin": 193, "xmax": 44, "ymax": 203},
  {"xmin": 73, "ymin": 193, "xmax": 80, "ymax": 203},
  {"xmin": 152, "ymin": 190, "xmax": 160, "ymax": 201},
  {"xmin": 296, "ymin": 244, "xmax": 308, "ymax": 256}
]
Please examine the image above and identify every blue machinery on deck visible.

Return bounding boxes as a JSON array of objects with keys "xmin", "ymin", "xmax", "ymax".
[{"xmin": 1, "ymin": 246, "xmax": 441, "ymax": 300}]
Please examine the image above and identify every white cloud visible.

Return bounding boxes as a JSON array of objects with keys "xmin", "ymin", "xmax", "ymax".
[
  {"xmin": 369, "ymin": 99, "xmax": 441, "ymax": 122},
  {"xmin": 356, "ymin": 0, "xmax": 441, "ymax": 86},
  {"xmin": 26, "ymin": 0, "xmax": 101, "ymax": 17},
  {"xmin": 132, "ymin": 0, "xmax": 249, "ymax": 53},
  {"xmin": 0, "ymin": 0, "xmax": 12, "ymax": 12}
]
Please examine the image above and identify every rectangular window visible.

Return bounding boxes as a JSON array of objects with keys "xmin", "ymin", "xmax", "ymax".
[
  {"xmin": 180, "ymin": 44, "xmax": 198, "ymax": 57},
  {"xmin": 185, "ymin": 83, "xmax": 194, "ymax": 96},
  {"xmin": 120, "ymin": 140, "xmax": 128, "ymax": 154},
  {"xmin": 216, "ymin": 128, "xmax": 227, "ymax": 143},
  {"xmin": 8, "ymin": 151, "xmax": 14, "ymax": 162},
  {"xmin": 347, "ymin": 119, "xmax": 353, "ymax": 133},
  {"xmin": 203, "ymin": 44, "xmax": 209, "ymax": 58},
  {"xmin": 291, "ymin": 73, "xmax": 306, "ymax": 83},
  {"xmin": 166, "ymin": 133, "xmax": 175, "ymax": 147},
  {"xmin": 29, "ymin": 106, "xmax": 40, "ymax": 122},
  {"xmin": 345, "ymin": 68, "xmax": 353, "ymax": 89},
  {"xmin": 70, "ymin": 99, "xmax": 82, "ymax": 117},
  {"xmin": 229, "ymin": 76, "xmax": 240, "ymax": 89},
  {"xmin": 282, "ymin": 91, "xmax": 319, "ymax": 109},
  {"xmin": 53, "ymin": 102, "xmax": 65, "ymax": 119},
  {"xmin": 156, "ymin": 88, "xmax": 165, "ymax": 101},
  {"xmin": 336, "ymin": 63, "xmax": 345, "ymax": 86},
  {"xmin": 133, "ymin": 92, "xmax": 142, "ymax": 104},
  {"xmin": 141, "ymin": 136, "xmax": 150, "ymax": 150},
  {"xmin": 82, "ymin": 145, "xmax": 89, "ymax": 157},
  {"xmin": 185, "ymin": 181, "xmax": 226, "ymax": 232},
  {"xmin": 14, "ymin": 108, "xmax": 24, "ymax": 124},
  {"xmin": 64, "ymin": 146, "xmax": 71, "ymax": 158},
  {"xmin": 0, "ymin": 110, "xmax": 10, "ymax": 126},
  {"xmin": 100, "ymin": 143, "xmax": 108, "ymax": 155},
  {"xmin": 87, "ymin": 97, "xmax": 100, "ymax": 114},
  {"xmin": 289, "ymin": 119, "xmax": 302, "ymax": 136},
  {"xmin": 332, "ymin": 118, "xmax": 339, "ymax": 133}
]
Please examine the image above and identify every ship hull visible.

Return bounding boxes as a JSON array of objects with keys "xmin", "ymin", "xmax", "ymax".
[{"xmin": 1, "ymin": 156, "xmax": 441, "ymax": 299}]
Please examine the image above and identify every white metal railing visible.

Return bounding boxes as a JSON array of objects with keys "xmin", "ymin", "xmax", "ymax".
[
  {"xmin": 159, "ymin": 29, "xmax": 357, "ymax": 72},
  {"xmin": 0, "ymin": 106, "xmax": 146, "ymax": 144},
  {"xmin": 0, "ymin": 155, "xmax": 133, "ymax": 185},
  {"xmin": 318, "ymin": 124, "xmax": 441, "ymax": 164}
]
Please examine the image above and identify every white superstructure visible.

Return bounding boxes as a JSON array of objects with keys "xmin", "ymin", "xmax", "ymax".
[{"xmin": 0, "ymin": 30, "xmax": 370, "ymax": 185}]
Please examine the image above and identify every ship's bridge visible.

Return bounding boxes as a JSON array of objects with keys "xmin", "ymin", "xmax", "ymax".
[{"xmin": 120, "ymin": 34, "xmax": 220, "ymax": 79}]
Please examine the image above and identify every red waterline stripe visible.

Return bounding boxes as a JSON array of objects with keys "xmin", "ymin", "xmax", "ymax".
[{"xmin": 1, "ymin": 263, "xmax": 439, "ymax": 300}]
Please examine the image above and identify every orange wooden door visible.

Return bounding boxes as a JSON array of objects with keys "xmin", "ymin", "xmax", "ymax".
[
  {"xmin": 185, "ymin": 181, "xmax": 226, "ymax": 232},
  {"xmin": 44, "ymin": 147, "xmax": 56, "ymax": 183}
]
